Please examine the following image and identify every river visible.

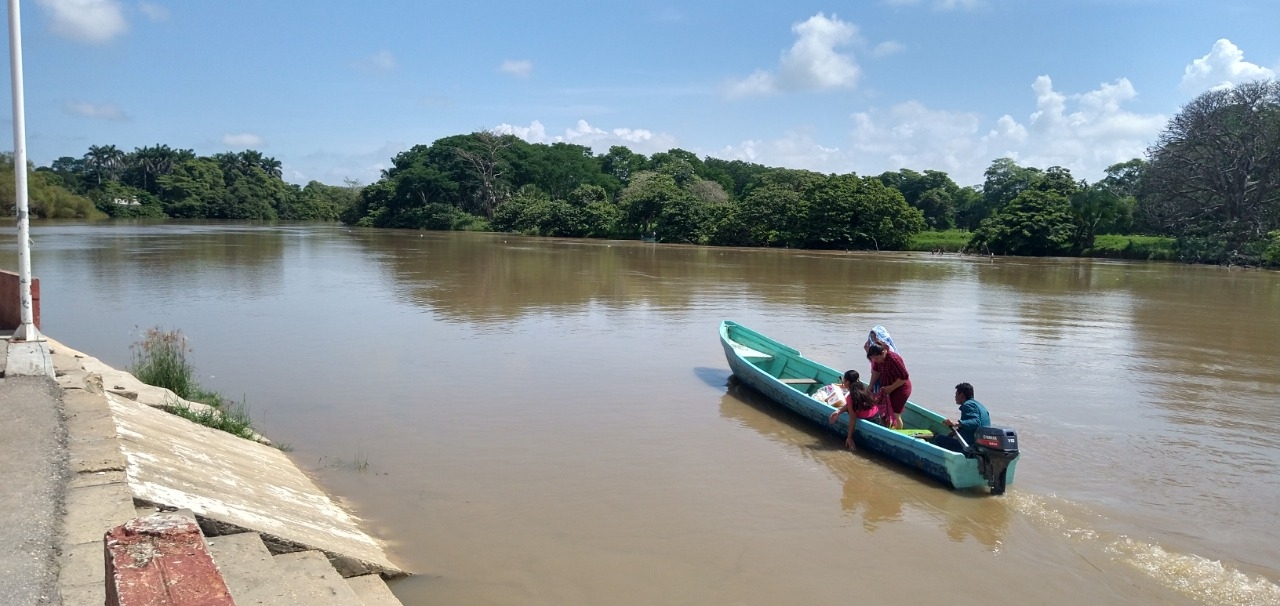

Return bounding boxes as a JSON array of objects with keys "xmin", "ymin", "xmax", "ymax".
[{"xmin": 7, "ymin": 222, "xmax": 1279, "ymax": 605}]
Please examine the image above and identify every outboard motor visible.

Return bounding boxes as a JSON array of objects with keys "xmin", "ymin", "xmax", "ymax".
[{"xmin": 970, "ymin": 426, "xmax": 1019, "ymax": 495}]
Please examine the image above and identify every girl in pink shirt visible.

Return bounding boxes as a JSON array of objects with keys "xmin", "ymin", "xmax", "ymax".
[{"xmin": 828, "ymin": 370, "xmax": 879, "ymax": 450}]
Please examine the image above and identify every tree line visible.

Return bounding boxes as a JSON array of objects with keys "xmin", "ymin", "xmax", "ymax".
[
  {"xmin": 8, "ymin": 79, "xmax": 1279, "ymax": 266},
  {"xmin": 4, "ymin": 144, "xmax": 358, "ymax": 221}
]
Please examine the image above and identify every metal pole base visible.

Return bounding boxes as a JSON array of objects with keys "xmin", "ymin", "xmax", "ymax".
[{"xmin": 11, "ymin": 322, "xmax": 44, "ymax": 342}]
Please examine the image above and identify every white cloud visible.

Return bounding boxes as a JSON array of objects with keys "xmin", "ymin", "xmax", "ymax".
[
  {"xmin": 493, "ymin": 119, "xmax": 677, "ymax": 155},
  {"xmin": 138, "ymin": 1, "xmax": 168, "ymax": 21},
  {"xmin": 500, "ymin": 59, "xmax": 533, "ymax": 78},
  {"xmin": 1180, "ymin": 38, "xmax": 1276, "ymax": 93},
  {"xmin": 222, "ymin": 133, "xmax": 264, "ymax": 147},
  {"xmin": 720, "ymin": 130, "xmax": 843, "ymax": 173},
  {"xmin": 724, "ymin": 13, "xmax": 860, "ymax": 98},
  {"xmin": 935, "ymin": 0, "xmax": 984, "ymax": 9},
  {"xmin": 881, "ymin": 0, "xmax": 984, "ymax": 9},
  {"xmin": 287, "ymin": 142, "xmax": 406, "ymax": 186},
  {"xmin": 718, "ymin": 76, "xmax": 1164, "ymax": 186},
  {"xmin": 873, "ymin": 41, "xmax": 906, "ymax": 58},
  {"xmin": 36, "ymin": 0, "xmax": 128, "ymax": 43},
  {"xmin": 357, "ymin": 50, "xmax": 396, "ymax": 73},
  {"xmin": 64, "ymin": 101, "xmax": 127, "ymax": 121}
]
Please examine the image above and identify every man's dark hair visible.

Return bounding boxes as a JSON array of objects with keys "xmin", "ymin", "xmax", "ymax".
[{"xmin": 955, "ymin": 382, "xmax": 975, "ymax": 400}]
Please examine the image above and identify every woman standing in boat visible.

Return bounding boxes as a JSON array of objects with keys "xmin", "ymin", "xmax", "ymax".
[
  {"xmin": 867, "ymin": 343, "xmax": 911, "ymax": 429},
  {"xmin": 828, "ymin": 370, "xmax": 878, "ymax": 450}
]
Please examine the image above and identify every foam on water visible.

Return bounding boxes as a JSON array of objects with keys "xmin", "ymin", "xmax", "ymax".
[{"xmin": 1007, "ymin": 491, "xmax": 1280, "ymax": 606}]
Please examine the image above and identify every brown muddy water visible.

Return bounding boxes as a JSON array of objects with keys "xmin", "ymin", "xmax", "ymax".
[{"xmin": 8, "ymin": 222, "xmax": 1279, "ymax": 605}]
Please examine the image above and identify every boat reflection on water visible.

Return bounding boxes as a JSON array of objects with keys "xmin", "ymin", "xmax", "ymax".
[{"xmin": 720, "ymin": 376, "xmax": 1010, "ymax": 552}]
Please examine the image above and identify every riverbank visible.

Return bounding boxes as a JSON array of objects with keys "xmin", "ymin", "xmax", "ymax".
[{"xmin": 0, "ymin": 334, "xmax": 406, "ymax": 604}]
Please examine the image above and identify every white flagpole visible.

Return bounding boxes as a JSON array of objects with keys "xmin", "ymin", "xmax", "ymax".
[{"xmin": 7, "ymin": 0, "xmax": 42, "ymax": 342}]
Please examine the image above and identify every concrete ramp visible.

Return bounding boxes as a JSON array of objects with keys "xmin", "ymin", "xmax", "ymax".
[
  {"xmin": 106, "ymin": 392, "xmax": 402, "ymax": 578},
  {"xmin": 47, "ymin": 338, "xmax": 404, "ymax": 579}
]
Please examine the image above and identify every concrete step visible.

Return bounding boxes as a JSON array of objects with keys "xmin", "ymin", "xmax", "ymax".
[
  {"xmin": 208, "ymin": 532, "xmax": 309, "ymax": 605},
  {"xmin": 208, "ymin": 531, "xmax": 403, "ymax": 606},
  {"xmin": 346, "ymin": 574, "xmax": 405, "ymax": 606},
  {"xmin": 273, "ymin": 550, "xmax": 367, "ymax": 606}
]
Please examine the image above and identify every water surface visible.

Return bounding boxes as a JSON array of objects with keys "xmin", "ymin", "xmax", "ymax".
[{"xmin": 9, "ymin": 222, "xmax": 1279, "ymax": 605}]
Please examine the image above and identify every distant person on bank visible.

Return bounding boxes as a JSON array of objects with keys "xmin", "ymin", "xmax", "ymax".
[{"xmin": 932, "ymin": 382, "xmax": 991, "ymax": 453}]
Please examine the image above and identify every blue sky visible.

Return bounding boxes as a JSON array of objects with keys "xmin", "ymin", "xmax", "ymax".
[{"xmin": 3, "ymin": 0, "xmax": 1278, "ymax": 188}]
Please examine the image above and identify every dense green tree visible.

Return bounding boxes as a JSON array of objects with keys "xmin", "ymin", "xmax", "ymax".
[
  {"xmin": 1099, "ymin": 159, "xmax": 1146, "ymax": 199},
  {"xmin": 278, "ymin": 180, "xmax": 352, "ymax": 220},
  {"xmin": 512, "ymin": 141, "xmax": 618, "ymax": 203},
  {"xmin": 618, "ymin": 171, "xmax": 685, "ymax": 237},
  {"xmin": 1139, "ymin": 79, "xmax": 1280, "ymax": 263},
  {"xmin": 951, "ymin": 186, "xmax": 983, "ymax": 231},
  {"xmin": 567, "ymin": 184, "xmax": 620, "ymax": 237},
  {"xmin": 1036, "ymin": 166, "xmax": 1080, "ymax": 198},
  {"xmin": 40, "ymin": 156, "xmax": 86, "ymax": 193},
  {"xmin": 157, "ymin": 158, "xmax": 225, "ymax": 218},
  {"xmin": 448, "ymin": 131, "xmax": 517, "ymax": 218},
  {"xmin": 969, "ymin": 189, "xmax": 1075, "ymax": 256},
  {"xmin": 976, "ymin": 158, "xmax": 1042, "ymax": 224},
  {"xmin": 599, "ymin": 146, "xmax": 648, "ymax": 187},
  {"xmin": 1068, "ymin": 183, "xmax": 1125, "ymax": 252},
  {"xmin": 0, "ymin": 154, "xmax": 104, "ymax": 219},
  {"xmin": 850, "ymin": 178, "xmax": 926, "ymax": 250},
  {"xmin": 703, "ymin": 157, "xmax": 771, "ymax": 200},
  {"xmin": 655, "ymin": 196, "xmax": 713, "ymax": 244},
  {"xmin": 737, "ymin": 183, "xmax": 807, "ymax": 247}
]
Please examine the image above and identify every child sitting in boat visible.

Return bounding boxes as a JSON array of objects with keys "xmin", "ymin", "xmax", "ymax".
[{"xmin": 827, "ymin": 370, "xmax": 879, "ymax": 450}]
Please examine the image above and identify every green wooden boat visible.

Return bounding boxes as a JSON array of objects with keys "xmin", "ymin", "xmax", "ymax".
[{"xmin": 720, "ymin": 320, "xmax": 1019, "ymax": 494}]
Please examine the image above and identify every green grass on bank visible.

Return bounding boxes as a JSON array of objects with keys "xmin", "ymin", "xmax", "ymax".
[
  {"xmin": 907, "ymin": 229, "xmax": 971, "ymax": 252},
  {"xmin": 907, "ymin": 230, "xmax": 1177, "ymax": 260},
  {"xmin": 1083, "ymin": 235, "xmax": 1177, "ymax": 261},
  {"xmin": 130, "ymin": 327, "xmax": 265, "ymax": 443}
]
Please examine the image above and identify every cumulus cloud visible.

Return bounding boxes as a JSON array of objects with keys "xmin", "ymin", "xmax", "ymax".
[
  {"xmin": 36, "ymin": 0, "xmax": 128, "ymax": 43},
  {"xmin": 138, "ymin": 1, "xmax": 168, "ymax": 21},
  {"xmin": 493, "ymin": 119, "xmax": 677, "ymax": 154},
  {"xmin": 720, "ymin": 76, "xmax": 1164, "ymax": 186},
  {"xmin": 1180, "ymin": 39, "xmax": 1276, "ymax": 93},
  {"xmin": 873, "ymin": 41, "xmax": 906, "ymax": 58},
  {"xmin": 724, "ymin": 13, "xmax": 861, "ymax": 98},
  {"xmin": 719, "ymin": 131, "xmax": 844, "ymax": 174},
  {"xmin": 500, "ymin": 59, "xmax": 533, "ymax": 78},
  {"xmin": 222, "ymin": 133, "xmax": 264, "ymax": 147},
  {"xmin": 64, "ymin": 101, "xmax": 127, "ymax": 121},
  {"xmin": 356, "ymin": 50, "xmax": 396, "ymax": 73}
]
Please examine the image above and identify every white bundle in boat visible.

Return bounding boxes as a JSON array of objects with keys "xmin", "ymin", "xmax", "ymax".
[{"xmin": 812, "ymin": 383, "xmax": 847, "ymax": 406}]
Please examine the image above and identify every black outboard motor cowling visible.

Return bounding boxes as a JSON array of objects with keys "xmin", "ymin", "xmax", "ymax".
[{"xmin": 971, "ymin": 426, "xmax": 1019, "ymax": 495}]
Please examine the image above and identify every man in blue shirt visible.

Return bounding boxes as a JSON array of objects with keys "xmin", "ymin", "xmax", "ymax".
[{"xmin": 933, "ymin": 382, "xmax": 991, "ymax": 453}]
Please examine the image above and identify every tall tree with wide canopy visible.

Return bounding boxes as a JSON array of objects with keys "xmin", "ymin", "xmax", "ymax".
[{"xmin": 1139, "ymin": 79, "xmax": 1280, "ymax": 262}]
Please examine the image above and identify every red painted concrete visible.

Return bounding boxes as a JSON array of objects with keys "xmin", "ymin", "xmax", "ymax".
[
  {"xmin": 0, "ymin": 269, "xmax": 39, "ymax": 330},
  {"xmin": 105, "ymin": 514, "xmax": 235, "ymax": 606}
]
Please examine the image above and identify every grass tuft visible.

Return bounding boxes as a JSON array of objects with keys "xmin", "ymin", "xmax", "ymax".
[
  {"xmin": 168, "ymin": 399, "xmax": 257, "ymax": 441},
  {"xmin": 131, "ymin": 327, "xmax": 200, "ymax": 400},
  {"xmin": 130, "ymin": 327, "xmax": 280, "ymax": 447}
]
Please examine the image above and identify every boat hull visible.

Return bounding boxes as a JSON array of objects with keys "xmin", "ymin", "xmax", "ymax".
[{"xmin": 720, "ymin": 320, "xmax": 1017, "ymax": 491}]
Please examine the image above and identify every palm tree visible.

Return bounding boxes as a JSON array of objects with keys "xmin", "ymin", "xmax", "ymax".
[
  {"xmin": 260, "ymin": 157, "xmax": 282, "ymax": 179},
  {"xmin": 84, "ymin": 144, "xmax": 125, "ymax": 186}
]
